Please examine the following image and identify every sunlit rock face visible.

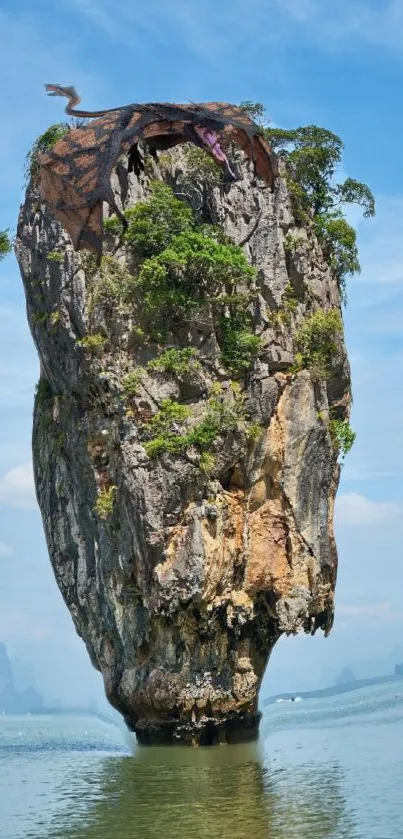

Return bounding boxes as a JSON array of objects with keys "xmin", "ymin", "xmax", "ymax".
[{"xmin": 16, "ymin": 143, "xmax": 350, "ymax": 745}]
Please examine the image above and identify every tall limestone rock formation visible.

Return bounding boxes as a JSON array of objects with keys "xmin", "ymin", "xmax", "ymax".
[{"xmin": 16, "ymin": 143, "xmax": 350, "ymax": 744}]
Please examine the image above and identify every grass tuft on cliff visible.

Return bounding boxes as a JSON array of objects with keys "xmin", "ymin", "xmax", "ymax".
[{"xmin": 143, "ymin": 391, "xmax": 255, "ymax": 466}]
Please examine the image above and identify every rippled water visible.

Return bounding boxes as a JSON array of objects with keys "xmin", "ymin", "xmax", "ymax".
[{"xmin": 1, "ymin": 681, "xmax": 402, "ymax": 838}]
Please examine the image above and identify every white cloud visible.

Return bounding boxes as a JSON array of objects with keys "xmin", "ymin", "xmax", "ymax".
[
  {"xmin": 271, "ymin": 0, "xmax": 403, "ymax": 52},
  {"xmin": 61, "ymin": 0, "xmax": 308, "ymax": 61},
  {"xmin": 342, "ymin": 468, "xmax": 399, "ymax": 481},
  {"xmin": 0, "ymin": 462, "xmax": 37, "ymax": 510},
  {"xmin": 351, "ymin": 198, "xmax": 403, "ymax": 302},
  {"xmin": 0, "ymin": 610, "xmax": 51, "ymax": 642},
  {"xmin": 66, "ymin": 0, "xmax": 403, "ymax": 56},
  {"xmin": 337, "ymin": 601, "xmax": 403, "ymax": 623},
  {"xmin": 66, "ymin": 0, "xmax": 235, "ymax": 54},
  {"xmin": 0, "ymin": 542, "xmax": 13, "ymax": 556},
  {"xmin": 335, "ymin": 492, "xmax": 402, "ymax": 526}
]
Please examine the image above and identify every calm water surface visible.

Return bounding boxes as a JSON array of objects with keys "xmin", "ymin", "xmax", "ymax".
[{"xmin": 1, "ymin": 681, "xmax": 402, "ymax": 839}]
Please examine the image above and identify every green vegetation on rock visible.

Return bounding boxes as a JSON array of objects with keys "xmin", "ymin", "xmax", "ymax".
[
  {"xmin": 122, "ymin": 369, "xmax": 144, "ymax": 398},
  {"xmin": 25, "ymin": 123, "xmax": 70, "ymax": 182},
  {"xmin": 76, "ymin": 333, "xmax": 106, "ymax": 354},
  {"xmin": 329, "ymin": 418, "xmax": 356, "ymax": 461},
  {"xmin": 72, "ymin": 149, "xmax": 354, "ymax": 471},
  {"xmin": 146, "ymin": 398, "xmax": 191, "ymax": 437},
  {"xmin": 283, "ymin": 232, "xmax": 306, "ymax": 253},
  {"xmin": 274, "ymin": 283, "xmax": 299, "ymax": 328},
  {"xmin": 143, "ymin": 391, "xmax": 253, "ymax": 467},
  {"xmin": 50, "ymin": 311, "xmax": 61, "ymax": 328},
  {"xmin": 94, "ymin": 485, "xmax": 117, "ymax": 520},
  {"xmin": 313, "ymin": 214, "xmax": 360, "ymax": 289},
  {"xmin": 199, "ymin": 451, "xmax": 216, "ymax": 476},
  {"xmin": 147, "ymin": 347, "xmax": 200, "ymax": 376},
  {"xmin": 267, "ymin": 125, "xmax": 374, "ymax": 301},
  {"xmin": 89, "ymin": 254, "xmax": 136, "ymax": 308},
  {"xmin": 240, "ymin": 103, "xmax": 375, "ymax": 302},
  {"xmin": 137, "ymin": 228, "xmax": 255, "ymax": 342},
  {"xmin": 124, "ymin": 181, "xmax": 195, "ymax": 258},
  {"xmin": 0, "ymin": 230, "xmax": 12, "ymax": 262},
  {"xmin": 182, "ymin": 145, "xmax": 222, "ymax": 185},
  {"xmin": 294, "ymin": 309, "xmax": 342, "ymax": 379},
  {"xmin": 218, "ymin": 306, "xmax": 261, "ymax": 375},
  {"xmin": 90, "ymin": 184, "xmax": 260, "ymax": 375},
  {"xmin": 35, "ymin": 378, "xmax": 53, "ymax": 401},
  {"xmin": 47, "ymin": 250, "xmax": 64, "ymax": 263}
]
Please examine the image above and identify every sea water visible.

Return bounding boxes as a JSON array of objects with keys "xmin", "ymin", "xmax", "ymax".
[{"xmin": 1, "ymin": 680, "xmax": 402, "ymax": 838}]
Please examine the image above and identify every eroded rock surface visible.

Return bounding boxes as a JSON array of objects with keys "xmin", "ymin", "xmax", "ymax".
[{"xmin": 16, "ymin": 146, "xmax": 350, "ymax": 744}]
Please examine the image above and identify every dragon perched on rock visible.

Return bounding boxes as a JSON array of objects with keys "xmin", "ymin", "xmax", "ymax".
[{"xmin": 38, "ymin": 84, "xmax": 277, "ymax": 254}]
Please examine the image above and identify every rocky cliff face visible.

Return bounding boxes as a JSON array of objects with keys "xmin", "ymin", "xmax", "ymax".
[{"xmin": 16, "ymin": 144, "xmax": 350, "ymax": 744}]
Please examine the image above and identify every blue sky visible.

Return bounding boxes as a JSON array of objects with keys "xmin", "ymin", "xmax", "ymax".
[{"xmin": 0, "ymin": 0, "xmax": 403, "ymax": 703}]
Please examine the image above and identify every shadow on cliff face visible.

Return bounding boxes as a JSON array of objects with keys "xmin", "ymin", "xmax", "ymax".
[{"xmin": 51, "ymin": 740, "xmax": 354, "ymax": 839}]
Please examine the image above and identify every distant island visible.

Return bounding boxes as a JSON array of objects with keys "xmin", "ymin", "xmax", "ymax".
[
  {"xmin": 0, "ymin": 641, "xmax": 116, "ymax": 721},
  {"xmin": 264, "ymin": 667, "xmax": 403, "ymax": 705},
  {"xmin": 0, "ymin": 643, "xmax": 44, "ymax": 714},
  {"xmin": 3, "ymin": 636, "xmax": 403, "ymax": 719}
]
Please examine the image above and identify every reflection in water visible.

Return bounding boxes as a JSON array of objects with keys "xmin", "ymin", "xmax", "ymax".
[{"xmin": 50, "ymin": 741, "xmax": 355, "ymax": 839}]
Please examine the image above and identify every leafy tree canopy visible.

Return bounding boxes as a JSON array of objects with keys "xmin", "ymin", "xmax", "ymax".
[{"xmin": 240, "ymin": 103, "xmax": 375, "ymax": 302}]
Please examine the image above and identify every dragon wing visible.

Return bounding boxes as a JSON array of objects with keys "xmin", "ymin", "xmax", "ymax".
[
  {"xmin": 38, "ymin": 96, "xmax": 277, "ymax": 254},
  {"xmin": 39, "ymin": 110, "xmax": 149, "ymax": 253}
]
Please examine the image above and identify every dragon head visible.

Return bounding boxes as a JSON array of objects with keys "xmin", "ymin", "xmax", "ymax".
[{"xmin": 45, "ymin": 84, "xmax": 81, "ymax": 108}]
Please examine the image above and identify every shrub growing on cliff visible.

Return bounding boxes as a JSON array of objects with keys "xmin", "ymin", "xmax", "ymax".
[
  {"xmin": 148, "ymin": 347, "xmax": 200, "ymax": 376},
  {"xmin": 144, "ymin": 392, "xmax": 251, "ymax": 464},
  {"xmin": 94, "ymin": 485, "xmax": 117, "ymax": 520},
  {"xmin": 239, "ymin": 101, "xmax": 268, "ymax": 126},
  {"xmin": 76, "ymin": 333, "xmax": 106, "ymax": 354},
  {"xmin": 143, "ymin": 398, "xmax": 192, "ymax": 458},
  {"xmin": 25, "ymin": 123, "xmax": 70, "ymax": 182},
  {"xmin": 122, "ymin": 369, "xmax": 144, "ymax": 397},
  {"xmin": 199, "ymin": 451, "xmax": 216, "ymax": 475},
  {"xmin": 147, "ymin": 398, "xmax": 191, "ymax": 436},
  {"xmin": 103, "ymin": 184, "xmax": 261, "ymax": 376},
  {"xmin": 137, "ymin": 228, "xmax": 258, "ymax": 370},
  {"xmin": 267, "ymin": 125, "xmax": 374, "ymax": 300},
  {"xmin": 90, "ymin": 254, "xmax": 136, "ymax": 307},
  {"xmin": 124, "ymin": 181, "xmax": 195, "ymax": 258},
  {"xmin": 182, "ymin": 145, "xmax": 222, "ymax": 186},
  {"xmin": 313, "ymin": 214, "xmax": 360, "ymax": 285},
  {"xmin": 218, "ymin": 306, "xmax": 261, "ymax": 375},
  {"xmin": 240, "ymin": 103, "xmax": 375, "ymax": 301},
  {"xmin": 0, "ymin": 230, "xmax": 12, "ymax": 262},
  {"xmin": 35, "ymin": 378, "xmax": 53, "ymax": 401},
  {"xmin": 294, "ymin": 309, "xmax": 342, "ymax": 379},
  {"xmin": 47, "ymin": 249, "xmax": 64, "ymax": 263},
  {"xmin": 138, "ymin": 230, "xmax": 255, "ymax": 307},
  {"xmin": 329, "ymin": 418, "xmax": 356, "ymax": 461}
]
